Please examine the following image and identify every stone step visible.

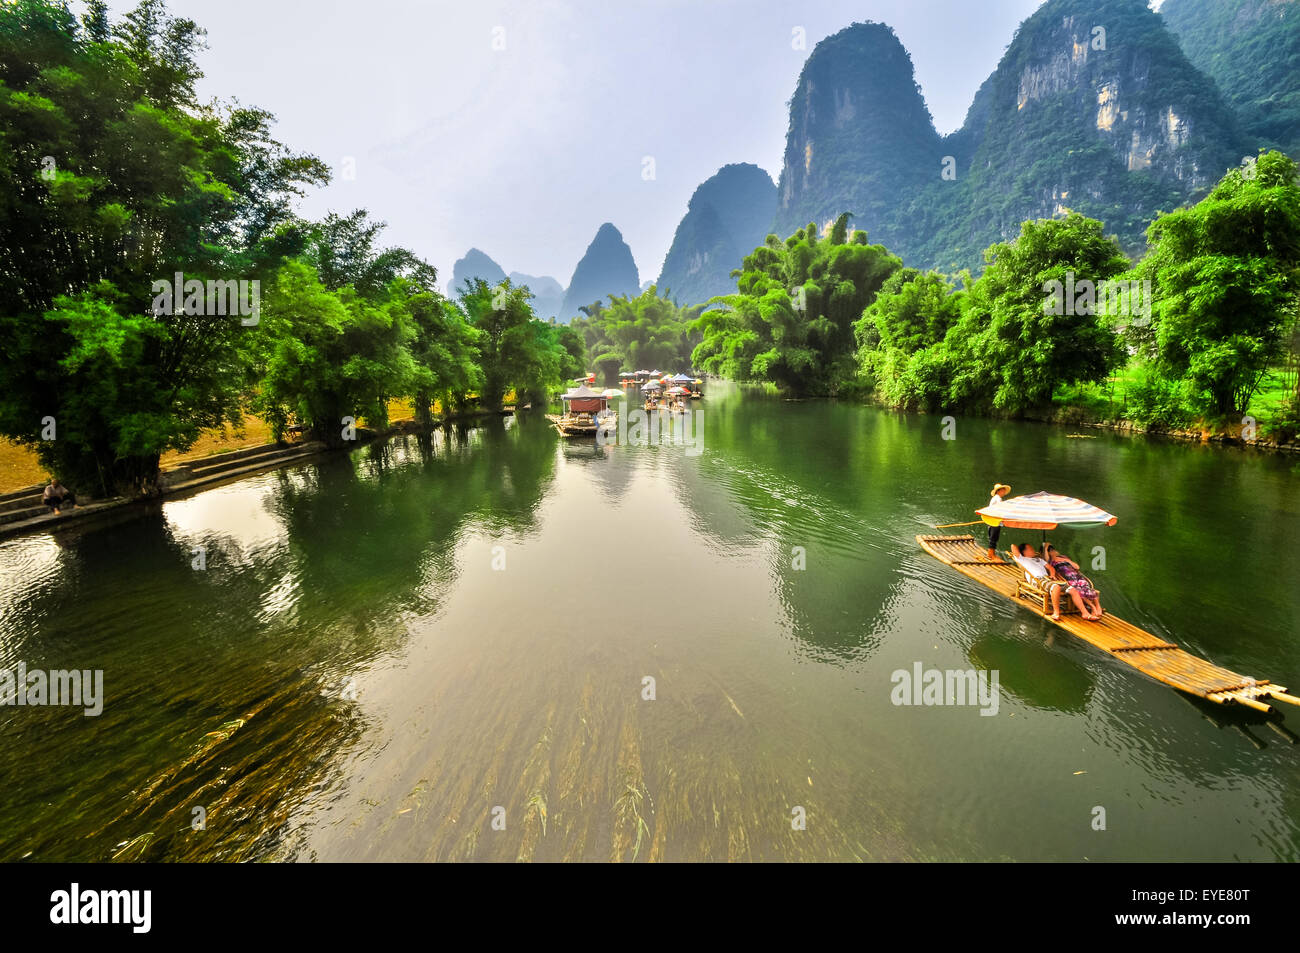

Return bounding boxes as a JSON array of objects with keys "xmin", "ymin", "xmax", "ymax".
[
  {"xmin": 0, "ymin": 441, "xmax": 327, "ymax": 542},
  {"xmin": 0, "ymin": 504, "xmax": 50, "ymax": 525},
  {"xmin": 0, "ymin": 493, "xmax": 45, "ymax": 515},
  {"xmin": 163, "ymin": 449, "xmax": 321, "ymax": 496},
  {"xmin": 169, "ymin": 441, "xmax": 296, "ymax": 471},
  {"xmin": 186, "ymin": 444, "xmax": 322, "ymax": 478},
  {"xmin": 0, "ymin": 498, "xmax": 126, "ymax": 541},
  {"xmin": 0, "ymin": 483, "xmax": 46, "ymax": 505}
]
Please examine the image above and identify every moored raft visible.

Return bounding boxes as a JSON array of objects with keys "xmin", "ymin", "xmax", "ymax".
[
  {"xmin": 916, "ymin": 533, "xmax": 1300, "ymax": 714},
  {"xmin": 551, "ymin": 384, "xmax": 617, "ymax": 438}
]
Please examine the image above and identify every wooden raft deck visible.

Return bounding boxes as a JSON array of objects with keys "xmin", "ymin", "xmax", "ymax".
[{"xmin": 917, "ymin": 534, "xmax": 1300, "ymax": 715}]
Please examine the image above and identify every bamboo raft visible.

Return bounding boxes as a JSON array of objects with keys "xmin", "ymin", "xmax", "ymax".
[
  {"xmin": 546, "ymin": 413, "xmax": 616, "ymax": 438},
  {"xmin": 917, "ymin": 534, "xmax": 1300, "ymax": 714}
]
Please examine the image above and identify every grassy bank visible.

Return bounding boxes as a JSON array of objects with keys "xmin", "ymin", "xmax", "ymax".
[{"xmin": 1050, "ymin": 363, "xmax": 1298, "ymax": 445}]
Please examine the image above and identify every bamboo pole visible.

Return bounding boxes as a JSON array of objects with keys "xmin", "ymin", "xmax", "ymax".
[
  {"xmin": 934, "ymin": 520, "xmax": 985, "ymax": 529},
  {"xmin": 1211, "ymin": 692, "xmax": 1272, "ymax": 713},
  {"xmin": 1266, "ymin": 690, "xmax": 1300, "ymax": 707}
]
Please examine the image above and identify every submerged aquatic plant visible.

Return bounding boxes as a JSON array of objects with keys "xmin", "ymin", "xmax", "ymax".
[
  {"xmin": 526, "ymin": 792, "xmax": 548, "ymax": 838},
  {"xmin": 614, "ymin": 781, "xmax": 651, "ymax": 862},
  {"xmin": 111, "ymin": 832, "xmax": 155, "ymax": 861}
]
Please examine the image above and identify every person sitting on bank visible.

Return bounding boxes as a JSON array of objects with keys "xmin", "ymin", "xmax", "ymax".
[
  {"xmin": 42, "ymin": 478, "xmax": 79, "ymax": 515},
  {"xmin": 1009, "ymin": 542, "xmax": 1089, "ymax": 621},
  {"xmin": 1042, "ymin": 542, "xmax": 1104, "ymax": 621},
  {"xmin": 985, "ymin": 483, "xmax": 1011, "ymax": 560}
]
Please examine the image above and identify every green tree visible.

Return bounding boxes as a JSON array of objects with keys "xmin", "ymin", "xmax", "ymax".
[
  {"xmin": 82, "ymin": 0, "xmax": 110, "ymax": 42},
  {"xmin": 250, "ymin": 261, "xmax": 416, "ymax": 446},
  {"xmin": 0, "ymin": 0, "xmax": 326, "ymax": 495},
  {"xmin": 855, "ymin": 268, "xmax": 968, "ymax": 408},
  {"xmin": 553, "ymin": 324, "xmax": 587, "ymax": 382},
  {"xmin": 460, "ymin": 278, "xmax": 567, "ymax": 410},
  {"xmin": 952, "ymin": 214, "xmax": 1129, "ymax": 414},
  {"xmin": 693, "ymin": 216, "xmax": 901, "ymax": 395},
  {"xmin": 304, "ymin": 210, "xmax": 435, "ymax": 297},
  {"xmin": 404, "ymin": 286, "xmax": 483, "ymax": 425},
  {"xmin": 252, "ymin": 215, "xmax": 462, "ymax": 438},
  {"xmin": 570, "ymin": 285, "xmax": 698, "ymax": 382},
  {"xmin": 1136, "ymin": 151, "xmax": 1300, "ymax": 417}
]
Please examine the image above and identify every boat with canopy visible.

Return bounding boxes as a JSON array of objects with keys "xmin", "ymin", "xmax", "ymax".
[
  {"xmin": 551, "ymin": 384, "xmax": 616, "ymax": 437},
  {"xmin": 918, "ymin": 490, "xmax": 1300, "ymax": 715}
]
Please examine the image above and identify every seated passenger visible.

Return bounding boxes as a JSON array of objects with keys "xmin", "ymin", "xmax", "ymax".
[
  {"xmin": 1042, "ymin": 543, "xmax": 1103, "ymax": 621},
  {"xmin": 1009, "ymin": 542, "xmax": 1088, "ymax": 621}
]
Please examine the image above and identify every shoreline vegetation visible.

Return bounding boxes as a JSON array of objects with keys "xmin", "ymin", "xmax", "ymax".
[
  {"xmin": 0, "ymin": 399, "xmax": 527, "ymax": 538},
  {"xmin": 2, "ymin": 1, "xmax": 1296, "ymax": 520},
  {"xmin": 690, "ymin": 158, "xmax": 1300, "ymax": 453},
  {"xmin": 5, "ymin": 372, "xmax": 1292, "ymax": 505}
]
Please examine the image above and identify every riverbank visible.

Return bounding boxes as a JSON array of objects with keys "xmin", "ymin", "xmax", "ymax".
[
  {"xmin": 759, "ymin": 378, "xmax": 1300, "ymax": 455},
  {"xmin": 0, "ymin": 396, "xmax": 524, "ymax": 497},
  {"xmin": 1036, "ymin": 403, "xmax": 1300, "ymax": 454},
  {"xmin": 1042, "ymin": 366, "xmax": 1300, "ymax": 452},
  {"xmin": 0, "ymin": 404, "xmax": 523, "ymax": 540}
]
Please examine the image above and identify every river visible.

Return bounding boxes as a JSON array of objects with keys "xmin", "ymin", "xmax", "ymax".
[{"xmin": 1, "ymin": 381, "xmax": 1298, "ymax": 861}]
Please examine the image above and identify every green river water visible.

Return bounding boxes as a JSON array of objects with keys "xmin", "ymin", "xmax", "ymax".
[{"xmin": 1, "ymin": 381, "xmax": 1298, "ymax": 861}]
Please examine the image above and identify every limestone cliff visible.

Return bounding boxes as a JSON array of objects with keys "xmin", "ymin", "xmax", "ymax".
[{"xmin": 657, "ymin": 163, "xmax": 776, "ymax": 306}]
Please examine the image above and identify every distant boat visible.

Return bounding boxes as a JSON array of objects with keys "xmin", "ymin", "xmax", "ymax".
[{"xmin": 552, "ymin": 385, "xmax": 616, "ymax": 438}]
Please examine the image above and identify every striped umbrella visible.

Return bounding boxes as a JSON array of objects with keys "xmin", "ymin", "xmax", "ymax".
[{"xmin": 976, "ymin": 491, "xmax": 1117, "ymax": 531}]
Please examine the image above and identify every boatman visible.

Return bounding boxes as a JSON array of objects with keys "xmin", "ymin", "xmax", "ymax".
[{"xmin": 985, "ymin": 483, "xmax": 1010, "ymax": 560}]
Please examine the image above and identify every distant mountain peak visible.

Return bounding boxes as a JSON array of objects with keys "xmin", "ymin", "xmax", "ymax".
[
  {"xmin": 775, "ymin": 4, "xmax": 1250, "ymax": 272},
  {"xmin": 559, "ymin": 224, "xmax": 640, "ymax": 322},
  {"xmin": 658, "ymin": 163, "xmax": 777, "ymax": 306},
  {"xmin": 508, "ymin": 272, "xmax": 565, "ymax": 320},
  {"xmin": 449, "ymin": 248, "xmax": 506, "ymax": 297},
  {"xmin": 774, "ymin": 20, "xmax": 941, "ymax": 249}
]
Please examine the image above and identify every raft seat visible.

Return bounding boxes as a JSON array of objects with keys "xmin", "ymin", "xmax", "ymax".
[{"xmin": 1015, "ymin": 574, "xmax": 1090, "ymax": 616}]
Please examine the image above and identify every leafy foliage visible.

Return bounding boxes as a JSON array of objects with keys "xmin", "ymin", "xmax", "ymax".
[
  {"xmin": 1161, "ymin": 0, "xmax": 1300, "ymax": 154},
  {"xmin": 459, "ymin": 278, "xmax": 573, "ymax": 409},
  {"xmin": 855, "ymin": 269, "xmax": 969, "ymax": 408},
  {"xmin": 569, "ymin": 286, "xmax": 698, "ymax": 381},
  {"xmin": 251, "ymin": 261, "xmax": 417, "ymax": 446},
  {"xmin": 0, "ymin": 0, "xmax": 325, "ymax": 494},
  {"xmin": 1134, "ymin": 150, "xmax": 1300, "ymax": 417},
  {"xmin": 857, "ymin": 215, "xmax": 1128, "ymax": 414},
  {"xmin": 693, "ymin": 215, "xmax": 901, "ymax": 395}
]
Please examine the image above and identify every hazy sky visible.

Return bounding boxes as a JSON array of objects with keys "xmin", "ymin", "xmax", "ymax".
[{"xmin": 98, "ymin": 1, "xmax": 1083, "ymax": 285}]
